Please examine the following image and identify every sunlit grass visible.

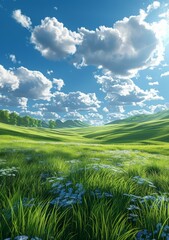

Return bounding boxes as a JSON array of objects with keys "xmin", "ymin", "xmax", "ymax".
[{"xmin": 0, "ymin": 122, "xmax": 169, "ymax": 239}]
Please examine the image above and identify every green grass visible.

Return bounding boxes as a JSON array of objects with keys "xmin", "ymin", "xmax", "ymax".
[
  {"xmin": 107, "ymin": 109, "xmax": 169, "ymax": 125},
  {"xmin": 1, "ymin": 118, "xmax": 169, "ymax": 145},
  {"xmin": 0, "ymin": 121, "xmax": 169, "ymax": 239}
]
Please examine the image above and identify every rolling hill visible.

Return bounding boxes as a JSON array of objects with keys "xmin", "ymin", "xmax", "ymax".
[
  {"xmin": 0, "ymin": 116, "xmax": 169, "ymax": 146},
  {"xmin": 55, "ymin": 120, "xmax": 89, "ymax": 128},
  {"xmin": 107, "ymin": 110, "xmax": 169, "ymax": 125}
]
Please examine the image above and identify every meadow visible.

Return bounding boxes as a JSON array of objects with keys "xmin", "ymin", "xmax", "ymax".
[{"xmin": 0, "ymin": 121, "xmax": 169, "ymax": 240}]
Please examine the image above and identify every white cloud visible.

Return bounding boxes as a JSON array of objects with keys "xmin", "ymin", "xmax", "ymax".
[
  {"xmin": 63, "ymin": 110, "xmax": 85, "ymax": 122},
  {"xmin": 14, "ymin": 67, "xmax": 53, "ymax": 100},
  {"xmin": 0, "ymin": 94, "xmax": 28, "ymax": 109},
  {"xmin": 152, "ymin": 19, "xmax": 169, "ymax": 40},
  {"xmin": 43, "ymin": 111, "xmax": 60, "ymax": 120},
  {"xmin": 148, "ymin": 81, "xmax": 159, "ymax": 86},
  {"xmin": 12, "ymin": 9, "xmax": 32, "ymax": 30},
  {"xmin": 75, "ymin": 11, "xmax": 164, "ymax": 78},
  {"xmin": 0, "ymin": 64, "xmax": 53, "ymax": 109},
  {"xmin": 103, "ymin": 107, "xmax": 109, "ymax": 113},
  {"xmin": 33, "ymin": 91, "xmax": 100, "ymax": 114},
  {"xmin": 29, "ymin": 9, "xmax": 164, "ymax": 79},
  {"xmin": 9, "ymin": 54, "xmax": 16, "ymax": 63},
  {"xmin": 20, "ymin": 110, "xmax": 44, "ymax": 118},
  {"xmin": 119, "ymin": 106, "xmax": 125, "ymax": 113},
  {"xmin": 9, "ymin": 54, "xmax": 21, "ymax": 64},
  {"xmin": 148, "ymin": 104, "xmax": 169, "ymax": 113},
  {"xmin": 62, "ymin": 111, "xmax": 104, "ymax": 125},
  {"xmin": 0, "ymin": 64, "xmax": 19, "ymax": 90},
  {"xmin": 127, "ymin": 109, "xmax": 150, "ymax": 116},
  {"xmin": 146, "ymin": 75, "xmax": 153, "ymax": 80},
  {"xmin": 31, "ymin": 17, "xmax": 82, "ymax": 60},
  {"xmin": 106, "ymin": 112, "xmax": 125, "ymax": 123},
  {"xmin": 159, "ymin": 9, "xmax": 169, "ymax": 19},
  {"xmin": 18, "ymin": 97, "xmax": 28, "ymax": 109},
  {"xmin": 47, "ymin": 70, "xmax": 53, "ymax": 75},
  {"xmin": 53, "ymin": 91, "xmax": 100, "ymax": 112},
  {"xmin": 95, "ymin": 74, "xmax": 163, "ymax": 107},
  {"xmin": 84, "ymin": 112, "xmax": 104, "ymax": 126},
  {"xmin": 147, "ymin": 1, "xmax": 161, "ymax": 13},
  {"xmin": 160, "ymin": 71, "xmax": 169, "ymax": 77},
  {"xmin": 53, "ymin": 78, "xmax": 64, "ymax": 91}
]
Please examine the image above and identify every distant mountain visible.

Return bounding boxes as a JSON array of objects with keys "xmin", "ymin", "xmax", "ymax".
[
  {"xmin": 55, "ymin": 120, "xmax": 89, "ymax": 128},
  {"xmin": 106, "ymin": 110, "xmax": 169, "ymax": 125}
]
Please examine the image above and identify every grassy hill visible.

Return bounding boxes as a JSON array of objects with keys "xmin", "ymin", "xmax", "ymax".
[
  {"xmin": 56, "ymin": 119, "xmax": 89, "ymax": 128},
  {"xmin": 1, "ymin": 117, "xmax": 169, "ymax": 145},
  {"xmin": 81, "ymin": 119, "xmax": 169, "ymax": 144},
  {"xmin": 107, "ymin": 110, "xmax": 169, "ymax": 125},
  {"xmin": 1, "ymin": 114, "xmax": 169, "ymax": 239}
]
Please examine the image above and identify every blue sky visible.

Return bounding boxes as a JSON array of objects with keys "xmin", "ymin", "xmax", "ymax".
[{"xmin": 0, "ymin": 0, "xmax": 169, "ymax": 125}]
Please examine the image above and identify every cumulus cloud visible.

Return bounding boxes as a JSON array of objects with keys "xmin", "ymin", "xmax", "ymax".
[
  {"xmin": 127, "ymin": 109, "xmax": 150, "ymax": 116},
  {"xmin": 148, "ymin": 103, "xmax": 169, "ymax": 113},
  {"xmin": 52, "ymin": 91, "xmax": 100, "ymax": 112},
  {"xmin": 12, "ymin": 9, "xmax": 32, "ymax": 30},
  {"xmin": 85, "ymin": 112, "xmax": 104, "ymax": 125},
  {"xmin": 161, "ymin": 71, "xmax": 169, "ymax": 77},
  {"xmin": 106, "ymin": 112, "xmax": 125, "ymax": 123},
  {"xmin": 18, "ymin": 97, "xmax": 28, "ymax": 108},
  {"xmin": 14, "ymin": 67, "xmax": 53, "ymax": 100},
  {"xmin": 53, "ymin": 78, "xmax": 64, "ymax": 91},
  {"xmin": 0, "ymin": 94, "xmax": 28, "ymax": 109},
  {"xmin": 33, "ymin": 91, "xmax": 100, "ymax": 114},
  {"xmin": 148, "ymin": 104, "xmax": 168, "ymax": 113},
  {"xmin": 62, "ymin": 111, "xmax": 104, "ymax": 125},
  {"xmin": 147, "ymin": 1, "xmax": 160, "ymax": 13},
  {"xmin": 148, "ymin": 81, "xmax": 159, "ymax": 86},
  {"xmin": 74, "ymin": 11, "xmax": 164, "ymax": 78},
  {"xmin": 95, "ymin": 74, "xmax": 163, "ymax": 108},
  {"xmin": 10, "ymin": 3, "xmax": 163, "ymax": 86},
  {"xmin": 146, "ymin": 75, "xmax": 153, "ymax": 80},
  {"xmin": 9, "ymin": 54, "xmax": 21, "ymax": 64},
  {"xmin": 0, "ymin": 64, "xmax": 19, "ymax": 90},
  {"xmin": 63, "ymin": 110, "xmax": 85, "ymax": 122},
  {"xmin": 0, "ymin": 64, "xmax": 53, "ymax": 109},
  {"xmin": 31, "ymin": 17, "xmax": 81, "ymax": 60},
  {"xmin": 159, "ymin": 9, "xmax": 169, "ymax": 19},
  {"xmin": 20, "ymin": 110, "xmax": 43, "ymax": 118},
  {"xmin": 103, "ymin": 107, "xmax": 109, "ymax": 113},
  {"xmin": 28, "ymin": 8, "xmax": 164, "ymax": 78}
]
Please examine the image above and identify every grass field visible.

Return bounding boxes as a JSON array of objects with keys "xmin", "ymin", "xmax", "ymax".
[{"xmin": 0, "ymin": 121, "xmax": 169, "ymax": 239}]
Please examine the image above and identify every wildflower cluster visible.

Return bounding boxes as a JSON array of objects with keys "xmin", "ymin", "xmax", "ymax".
[
  {"xmin": 124, "ymin": 193, "xmax": 169, "ymax": 224},
  {"xmin": 67, "ymin": 159, "xmax": 80, "ymax": 164},
  {"xmin": 132, "ymin": 176, "xmax": 156, "ymax": 188},
  {"xmin": 136, "ymin": 223, "xmax": 169, "ymax": 239},
  {"xmin": 0, "ymin": 158, "xmax": 6, "ymax": 165},
  {"xmin": 49, "ymin": 177, "xmax": 85, "ymax": 207},
  {"xmin": 89, "ymin": 157, "xmax": 100, "ymax": 161},
  {"xmin": 89, "ymin": 163, "xmax": 124, "ymax": 173},
  {"xmin": 0, "ymin": 167, "xmax": 18, "ymax": 177}
]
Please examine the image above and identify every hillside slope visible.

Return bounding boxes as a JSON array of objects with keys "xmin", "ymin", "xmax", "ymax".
[
  {"xmin": 107, "ymin": 110, "xmax": 169, "ymax": 125},
  {"xmin": 81, "ymin": 119, "xmax": 169, "ymax": 144},
  {"xmin": 0, "ymin": 118, "xmax": 169, "ymax": 145},
  {"xmin": 56, "ymin": 120, "xmax": 89, "ymax": 128}
]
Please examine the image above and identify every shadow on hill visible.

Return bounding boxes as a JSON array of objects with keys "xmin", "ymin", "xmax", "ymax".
[{"xmin": 0, "ymin": 128, "xmax": 62, "ymax": 142}]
